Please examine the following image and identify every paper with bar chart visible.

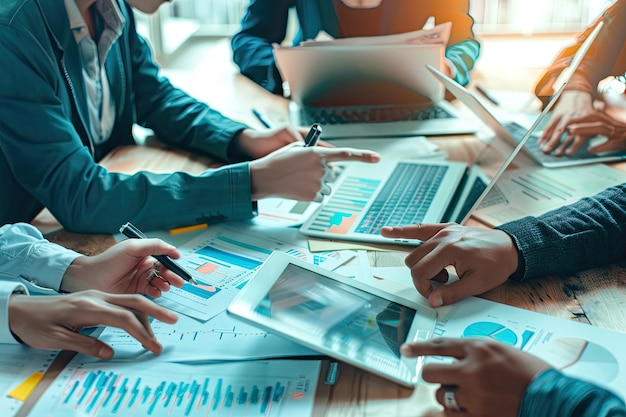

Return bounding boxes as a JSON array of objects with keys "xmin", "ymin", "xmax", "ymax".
[
  {"xmin": 429, "ymin": 296, "xmax": 626, "ymax": 394},
  {"xmin": 27, "ymin": 358, "xmax": 321, "ymax": 417},
  {"xmin": 156, "ymin": 222, "xmax": 355, "ymax": 321},
  {"xmin": 0, "ymin": 346, "xmax": 59, "ymax": 417},
  {"xmin": 98, "ymin": 311, "xmax": 318, "ymax": 362},
  {"xmin": 473, "ymin": 164, "xmax": 626, "ymax": 226}
]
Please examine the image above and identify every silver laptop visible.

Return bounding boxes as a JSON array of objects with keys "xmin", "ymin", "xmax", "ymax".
[
  {"xmin": 428, "ymin": 24, "xmax": 624, "ymax": 168},
  {"xmin": 299, "ymin": 90, "xmax": 561, "ymax": 245},
  {"xmin": 275, "ymin": 43, "xmax": 480, "ymax": 139}
]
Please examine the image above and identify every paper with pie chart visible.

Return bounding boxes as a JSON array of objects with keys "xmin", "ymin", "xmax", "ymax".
[{"xmin": 430, "ymin": 296, "xmax": 625, "ymax": 394}]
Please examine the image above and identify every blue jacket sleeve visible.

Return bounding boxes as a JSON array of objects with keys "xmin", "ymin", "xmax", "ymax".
[
  {"xmin": 231, "ymin": 0, "xmax": 295, "ymax": 95},
  {"xmin": 497, "ymin": 184, "xmax": 626, "ymax": 280},
  {"xmin": 520, "ymin": 369, "xmax": 626, "ymax": 417}
]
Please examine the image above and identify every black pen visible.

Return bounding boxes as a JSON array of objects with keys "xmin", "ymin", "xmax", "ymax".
[
  {"xmin": 252, "ymin": 108, "xmax": 274, "ymax": 128},
  {"xmin": 304, "ymin": 123, "xmax": 322, "ymax": 147},
  {"xmin": 119, "ymin": 222, "xmax": 197, "ymax": 285},
  {"xmin": 475, "ymin": 84, "xmax": 500, "ymax": 106}
]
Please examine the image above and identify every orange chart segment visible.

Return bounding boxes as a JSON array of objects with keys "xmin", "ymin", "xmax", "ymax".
[
  {"xmin": 196, "ymin": 262, "xmax": 219, "ymax": 275},
  {"xmin": 328, "ymin": 213, "xmax": 358, "ymax": 235}
]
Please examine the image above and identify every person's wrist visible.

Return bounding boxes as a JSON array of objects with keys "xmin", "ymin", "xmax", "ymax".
[
  {"xmin": 60, "ymin": 255, "xmax": 90, "ymax": 293},
  {"xmin": 497, "ymin": 230, "xmax": 524, "ymax": 281},
  {"xmin": 8, "ymin": 294, "xmax": 28, "ymax": 344},
  {"xmin": 228, "ymin": 129, "xmax": 254, "ymax": 161},
  {"xmin": 249, "ymin": 159, "xmax": 270, "ymax": 200}
]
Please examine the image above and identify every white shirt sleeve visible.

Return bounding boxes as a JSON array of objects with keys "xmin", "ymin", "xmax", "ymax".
[
  {"xmin": 0, "ymin": 281, "xmax": 29, "ymax": 344},
  {"xmin": 0, "ymin": 223, "xmax": 80, "ymax": 292}
]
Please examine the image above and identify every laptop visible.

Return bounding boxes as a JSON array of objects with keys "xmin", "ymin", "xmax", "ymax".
[
  {"xmin": 299, "ymin": 86, "xmax": 562, "ymax": 245},
  {"xmin": 427, "ymin": 24, "xmax": 626, "ymax": 168},
  {"xmin": 274, "ymin": 43, "xmax": 481, "ymax": 139},
  {"xmin": 299, "ymin": 22, "xmax": 602, "ymax": 245}
]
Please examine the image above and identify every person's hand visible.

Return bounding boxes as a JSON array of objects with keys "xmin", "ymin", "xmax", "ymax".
[
  {"xmin": 60, "ymin": 239, "xmax": 186, "ymax": 298},
  {"xmin": 566, "ymin": 110, "xmax": 626, "ymax": 154},
  {"xmin": 380, "ymin": 224, "xmax": 519, "ymax": 307},
  {"xmin": 249, "ymin": 144, "xmax": 380, "ymax": 201},
  {"xmin": 8, "ymin": 290, "xmax": 178, "ymax": 359},
  {"xmin": 236, "ymin": 127, "xmax": 335, "ymax": 160},
  {"xmin": 401, "ymin": 338, "xmax": 551, "ymax": 417},
  {"xmin": 236, "ymin": 127, "xmax": 305, "ymax": 159},
  {"xmin": 537, "ymin": 90, "xmax": 594, "ymax": 155}
]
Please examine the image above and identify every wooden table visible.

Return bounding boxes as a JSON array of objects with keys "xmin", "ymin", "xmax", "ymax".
[{"xmin": 21, "ymin": 71, "xmax": 626, "ymax": 417}]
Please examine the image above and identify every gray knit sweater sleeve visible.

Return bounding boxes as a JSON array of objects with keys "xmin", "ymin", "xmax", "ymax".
[{"xmin": 497, "ymin": 184, "xmax": 626, "ymax": 281}]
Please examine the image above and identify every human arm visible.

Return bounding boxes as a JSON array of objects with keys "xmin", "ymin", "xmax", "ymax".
[
  {"xmin": 0, "ymin": 8, "xmax": 262, "ymax": 232},
  {"xmin": 538, "ymin": 0, "xmax": 626, "ymax": 154},
  {"xmin": 249, "ymin": 144, "xmax": 380, "ymax": 201},
  {"xmin": 380, "ymin": 184, "xmax": 626, "ymax": 307},
  {"xmin": 520, "ymin": 369, "xmax": 626, "ymax": 417},
  {"xmin": 400, "ymin": 338, "xmax": 625, "ymax": 417},
  {"xmin": 0, "ymin": 223, "xmax": 80, "ymax": 292},
  {"xmin": 0, "ymin": 222, "xmax": 184, "ymax": 296},
  {"xmin": 8, "ymin": 290, "xmax": 178, "ymax": 359},
  {"xmin": 230, "ymin": 0, "xmax": 295, "ymax": 95},
  {"xmin": 59, "ymin": 238, "xmax": 185, "ymax": 298},
  {"xmin": 430, "ymin": 0, "xmax": 480, "ymax": 86},
  {"xmin": 555, "ymin": 107, "xmax": 626, "ymax": 155}
]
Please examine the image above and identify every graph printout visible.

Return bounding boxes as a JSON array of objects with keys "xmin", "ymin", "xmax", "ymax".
[
  {"xmin": 430, "ymin": 296, "xmax": 626, "ymax": 396},
  {"xmin": 98, "ymin": 311, "xmax": 318, "ymax": 362},
  {"xmin": 473, "ymin": 164, "xmax": 626, "ymax": 226},
  {"xmin": 0, "ymin": 346, "xmax": 59, "ymax": 417},
  {"xmin": 27, "ymin": 358, "xmax": 321, "ymax": 417},
  {"xmin": 156, "ymin": 223, "xmax": 355, "ymax": 321}
]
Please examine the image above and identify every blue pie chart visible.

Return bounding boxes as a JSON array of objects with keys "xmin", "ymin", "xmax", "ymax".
[{"xmin": 463, "ymin": 322, "xmax": 518, "ymax": 345}]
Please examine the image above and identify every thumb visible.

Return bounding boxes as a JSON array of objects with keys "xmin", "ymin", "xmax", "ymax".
[{"xmin": 381, "ymin": 223, "xmax": 451, "ymax": 241}]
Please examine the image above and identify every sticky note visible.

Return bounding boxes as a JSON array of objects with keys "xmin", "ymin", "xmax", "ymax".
[{"xmin": 8, "ymin": 371, "xmax": 44, "ymax": 401}]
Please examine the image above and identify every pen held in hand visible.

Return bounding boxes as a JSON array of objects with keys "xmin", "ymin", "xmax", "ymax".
[
  {"xmin": 119, "ymin": 222, "xmax": 197, "ymax": 285},
  {"xmin": 304, "ymin": 123, "xmax": 323, "ymax": 147},
  {"xmin": 252, "ymin": 108, "xmax": 274, "ymax": 129}
]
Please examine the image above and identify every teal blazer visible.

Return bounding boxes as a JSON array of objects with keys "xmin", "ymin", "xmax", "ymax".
[{"xmin": 0, "ymin": 0, "xmax": 255, "ymax": 233}]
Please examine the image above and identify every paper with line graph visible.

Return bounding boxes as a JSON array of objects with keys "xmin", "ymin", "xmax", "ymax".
[
  {"xmin": 155, "ymin": 221, "xmax": 355, "ymax": 321},
  {"xmin": 473, "ymin": 164, "xmax": 626, "ymax": 226},
  {"xmin": 98, "ymin": 311, "xmax": 318, "ymax": 362}
]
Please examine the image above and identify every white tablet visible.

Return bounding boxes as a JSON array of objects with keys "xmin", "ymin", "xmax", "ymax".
[{"xmin": 227, "ymin": 252, "xmax": 437, "ymax": 387}]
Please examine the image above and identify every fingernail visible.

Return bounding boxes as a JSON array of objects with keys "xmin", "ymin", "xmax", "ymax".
[
  {"xmin": 430, "ymin": 294, "xmax": 443, "ymax": 307},
  {"xmin": 399, "ymin": 344, "xmax": 410, "ymax": 355},
  {"xmin": 98, "ymin": 346, "xmax": 112, "ymax": 359}
]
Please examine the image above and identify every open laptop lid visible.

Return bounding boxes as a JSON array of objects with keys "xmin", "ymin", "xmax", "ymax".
[
  {"xmin": 426, "ymin": 64, "xmax": 569, "ymax": 225},
  {"xmin": 426, "ymin": 21, "xmax": 604, "ymax": 155},
  {"xmin": 459, "ymin": 82, "xmax": 568, "ymax": 224},
  {"xmin": 430, "ymin": 21, "xmax": 603, "ymax": 224},
  {"xmin": 274, "ymin": 43, "xmax": 445, "ymax": 106}
]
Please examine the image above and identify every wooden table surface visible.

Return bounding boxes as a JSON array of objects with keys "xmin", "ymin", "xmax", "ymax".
[{"xmin": 20, "ymin": 70, "xmax": 626, "ymax": 417}]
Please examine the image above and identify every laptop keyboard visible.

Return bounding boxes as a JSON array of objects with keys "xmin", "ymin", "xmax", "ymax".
[
  {"xmin": 354, "ymin": 163, "xmax": 448, "ymax": 235},
  {"xmin": 504, "ymin": 121, "xmax": 593, "ymax": 162},
  {"xmin": 301, "ymin": 104, "xmax": 454, "ymax": 125}
]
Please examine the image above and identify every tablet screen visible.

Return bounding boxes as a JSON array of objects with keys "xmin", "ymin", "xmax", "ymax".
[{"xmin": 254, "ymin": 263, "xmax": 418, "ymax": 379}]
